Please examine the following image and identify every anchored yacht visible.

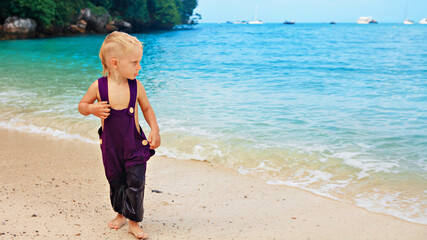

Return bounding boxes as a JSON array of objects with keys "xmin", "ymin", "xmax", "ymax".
[
  {"xmin": 357, "ymin": 17, "xmax": 377, "ymax": 24},
  {"xmin": 403, "ymin": 19, "xmax": 414, "ymax": 24}
]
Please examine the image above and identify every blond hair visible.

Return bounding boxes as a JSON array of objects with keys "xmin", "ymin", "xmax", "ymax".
[{"xmin": 99, "ymin": 31, "xmax": 143, "ymax": 76}]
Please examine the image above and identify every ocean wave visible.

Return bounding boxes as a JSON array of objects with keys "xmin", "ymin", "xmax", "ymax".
[
  {"xmin": 0, "ymin": 118, "xmax": 97, "ymax": 144},
  {"xmin": 355, "ymin": 191, "xmax": 427, "ymax": 225}
]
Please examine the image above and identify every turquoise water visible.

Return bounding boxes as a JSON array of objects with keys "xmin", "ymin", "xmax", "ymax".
[{"xmin": 0, "ymin": 23, "xmax": 426, "ymax": 224}]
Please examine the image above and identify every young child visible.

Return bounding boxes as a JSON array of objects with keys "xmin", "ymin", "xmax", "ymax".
[{"xmin": 78, "ymin": 31, "xmax": 160, "ymax": 239}]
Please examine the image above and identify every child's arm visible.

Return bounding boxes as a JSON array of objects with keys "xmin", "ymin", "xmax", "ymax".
[
  {"xmin": 137, "ymin": 80, "xmax": 160, "ymax": 149},
  {"xmin": 78, "ymin": 81, "xmax": 111, "ymax": 119}
]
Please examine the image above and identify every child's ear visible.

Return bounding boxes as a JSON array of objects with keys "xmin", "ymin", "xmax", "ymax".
[{"xmin": 110, "ymin": 58, "xmax": 118, "ymax": 69}]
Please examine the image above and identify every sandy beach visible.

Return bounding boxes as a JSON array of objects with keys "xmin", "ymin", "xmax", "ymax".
[{"xmin": 0, "ymin": 128, "xmax": 426, "ymax": 239}]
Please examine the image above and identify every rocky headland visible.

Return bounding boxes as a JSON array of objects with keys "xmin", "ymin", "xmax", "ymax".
[{"xmin": 0, "ymin": 8, "xmax": 132, "ymax": 40}]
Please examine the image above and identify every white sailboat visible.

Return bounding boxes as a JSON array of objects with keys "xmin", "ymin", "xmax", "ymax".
[
  {"xmin": 420, "ymin": 18, "xmax": 427, "ymax": 24},
  {"xmin": 248, "ymin": 6, "xmax": 263, "ymax": 24},
  {"xmin": 403, "ymin": 0, "xmax": 414, "ymax": 24}
]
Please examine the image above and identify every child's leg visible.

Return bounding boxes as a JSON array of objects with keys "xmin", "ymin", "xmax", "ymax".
[
  {"xmin": 109, "ymin": 180, "xmax": 126, "ymax": 214},
  {"xmin": 108, "ymin": 180, "xmax": 128, "ymax": 229},
  {"xmin": 124, "ymin": 163, "xmax": 148, "ymax": 239},
  {"xmin": 123, "ymin": 163, "xmax": 146, "ymax": 222}
]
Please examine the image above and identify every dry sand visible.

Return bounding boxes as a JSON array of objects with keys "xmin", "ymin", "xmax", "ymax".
[{"xmin": 0, "ymin": 128, "xmax": 426, "ymax": 239}]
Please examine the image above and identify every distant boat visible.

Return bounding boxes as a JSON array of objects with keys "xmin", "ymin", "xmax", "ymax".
[
  {"xmin": 330, "ymin": 21, "xmax": 336, "ymax": 24},
  {"xmin": 283, "ymin": 21, "xmax": 295, "ymax": 24},
  {"xmin": 403, "ymin": 1, "xmax": 414, "ymax": 25},
  {"xmin": 248, "ymin": 20, "xmax": 263, "ymax": 24},
  {"xmin": 419, "ymin": 18, "xmax": 427, "ymax": 24},
  {"xmin": 357, "ymin": 17, "xmax": 377, "ymax": 24},
  {"xmin": 233, "ymin": 21, "xmax": 247, "ymax": 24},
  {"xmin": 248, "ymin": 6, "xmax": 264, "ymax": 24}
]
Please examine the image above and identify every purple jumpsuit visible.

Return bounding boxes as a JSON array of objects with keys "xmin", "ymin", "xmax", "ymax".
[{"xmin": 97, "ymin": 76, "xmax": 155, "ymax": 222}]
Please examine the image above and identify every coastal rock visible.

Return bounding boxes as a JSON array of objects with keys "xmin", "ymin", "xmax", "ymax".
[
  {"xmin": 0, "ymin": 16, "xmax": 36, "ymax": 40},
  {"xmin": 105, "ymin": 24, "xmax": 117, "ymax": 32},
  {"xmin": 77, "ymin": 8, "xmax": 109, "ymax": 33},
  {"xmin": 77, "ymin": 8, "xmax": 91, "ymax": 22},
  {"xmin": 114, "ymin": 20, "xmax": 132, "ymax": 33},
  {"xmin": 69, "ymin": 19, "xmax": 87, "ymax": 34},
  {"xmin": 76, "ymin": 20, "xmax": 87, "ymax": 29},
  {"xmin": 89, "ymin": 14, "xmax": 109, "ymax": 33},
  {"xmin": 70, "ymin": 24, "xmax": 85, "ymax": 34}
]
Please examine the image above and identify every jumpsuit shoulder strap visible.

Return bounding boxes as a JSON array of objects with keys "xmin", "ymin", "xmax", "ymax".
[
  {"xmin": 128, "ymin": 79, "xmax": 137, "ymax": 109},
  {"xmin": 98, "ymin": 76, "xmax": 109, "ymax": 102}
]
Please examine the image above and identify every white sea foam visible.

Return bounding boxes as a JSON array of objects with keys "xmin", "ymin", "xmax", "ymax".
[
  {"xmin": 236, "ymin": 161, "xmax": 281, "ymax": 176},
  {"xmin": 237, "ymin": 167, "xmax": 252, "ymax": 175},
  {"xmin": 355, "ymin": 192, "xmax": 427, "ymax": 225},
  {"xmin": 266, "ymin": 179, "xmax": 340, "ymax": 201},
  {"xmin": 331, "ymin": 152, "xmax": 400, "ymax": 176},
  {"xmin": 155, "ymin": 144, "xmax": 225, "ymax": 163},
  {"xmin": 33, "ymin": 109, "xmax": 56, "ymax": 114},
  {"xmin": 265, "ymin": 179, "xmax": 287, "ymax": 185},
  {"xmin": 0, "ymin": 119, "xmax": 97, "ymax": 144},
  {"xmin": 415, "ymin": 161, "xmax": 427, "ymax": 173},
  {"xmin": 154, "ymin": 147, "xmax": 192, "ymax": 159},
  {"xmin": 291, "ymin": 169, "xmax": 334, "ymax": 186},
  {"xmin": 268, "ymin": 176, "xmax": 427, "ymax": 225},
  {"xmin": 355, "ymin": 142, "xmax": 374, "ymax": 150}
]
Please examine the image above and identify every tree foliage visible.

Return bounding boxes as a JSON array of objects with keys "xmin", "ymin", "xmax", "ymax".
[
  {"xmin": 111, "ymin": 0, "xmax": 150, "ymax": 29},
  {"xmin": 10, "ymin": 0, "xmax": 56, "ymax": 27},
  {"xmin": 4, "ymin": 0, "xmax": 87, "ymax": 27},
  {"xmin": 0, "ymin": 0, "xmax": 199, "ymax": 31},
  {"xmin": 148, "ymin": 0, "xmax": 181, "ymax": 29},
  {"xmin": 180, "ymin": 0, "xmax": 198, "ymax": 24}
]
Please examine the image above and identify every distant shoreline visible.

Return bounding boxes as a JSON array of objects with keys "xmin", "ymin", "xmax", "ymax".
[{"xmin": 198, "ymin": 22, "xmax": 423, "ymax": 24}]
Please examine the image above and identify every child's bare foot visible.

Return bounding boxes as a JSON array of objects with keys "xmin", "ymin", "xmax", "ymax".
[
  {"xmin": 108, "ymin": 214, "xmax": 127, "ymax": 230},
  {"xmin": 128, "ymin": 220, "xmax": 149, "ymax": 239}
]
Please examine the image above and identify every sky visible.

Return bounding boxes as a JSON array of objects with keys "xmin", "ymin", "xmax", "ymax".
[{"xmin": 193, "ymin": 0, "xmax": 427, "ymax": 23}]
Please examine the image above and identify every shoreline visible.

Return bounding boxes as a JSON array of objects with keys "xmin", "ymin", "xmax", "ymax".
[
  {"xmin": 1, "ymin": 119, "xmax": 425, "ymax": 225},
  {"xmin": 0, "ymin": 128, "xmax": 426, "ymax": 239}
]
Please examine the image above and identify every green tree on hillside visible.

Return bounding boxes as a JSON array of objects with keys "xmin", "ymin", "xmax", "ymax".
[
  {"xmin": 111, "ymin": 0, "xmax": 150, "ymax": 31},
  {"xmin": 10, "ymin": 0, "xmax": 56, "ymax": 27},
  {"xmin": 180, "ymin": 0, "xmax": 198, "ymax": 24},
  {"xmin": 0, "ymin": 1, "xmax": 11, "ymax": 23},
  {"xmin": 148, "ymin": 0, "xmax": 181, "ymax": 29},
  {"xmin": 89, "ymin": 0, "xmax": 112, "ymax": 10},
  {"xmin": 7, "ymin": 0, "xmax": 86, "ymax": 28}
]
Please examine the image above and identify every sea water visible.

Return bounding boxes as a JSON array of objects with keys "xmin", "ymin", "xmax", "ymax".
[{"xmin": 0, "ymin": 23, "xmax": 426, "ymax": 224}]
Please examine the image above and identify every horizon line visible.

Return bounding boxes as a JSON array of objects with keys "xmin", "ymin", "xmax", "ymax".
[{"xmin": 197, "ymin": 21, "xmax": 425, "ymax": 24}]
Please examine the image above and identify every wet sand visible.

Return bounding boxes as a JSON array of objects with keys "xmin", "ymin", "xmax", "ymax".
[{"xmin": 0, "ymin": 128, "xmax": 426, "ymax": 239}]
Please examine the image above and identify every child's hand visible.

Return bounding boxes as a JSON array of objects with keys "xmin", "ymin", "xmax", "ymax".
[
  {"xmin": 90, "ymin": 101, "xmax": 111, "ymax": 119},
  {"xmin": 148, "ymin": 130, "xmax": 160, "ymax": 149}
]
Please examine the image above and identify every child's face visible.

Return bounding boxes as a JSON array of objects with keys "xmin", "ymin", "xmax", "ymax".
[{"xmin": 116, "ymin": 47, "xmax": 143, "ymax": 80}]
